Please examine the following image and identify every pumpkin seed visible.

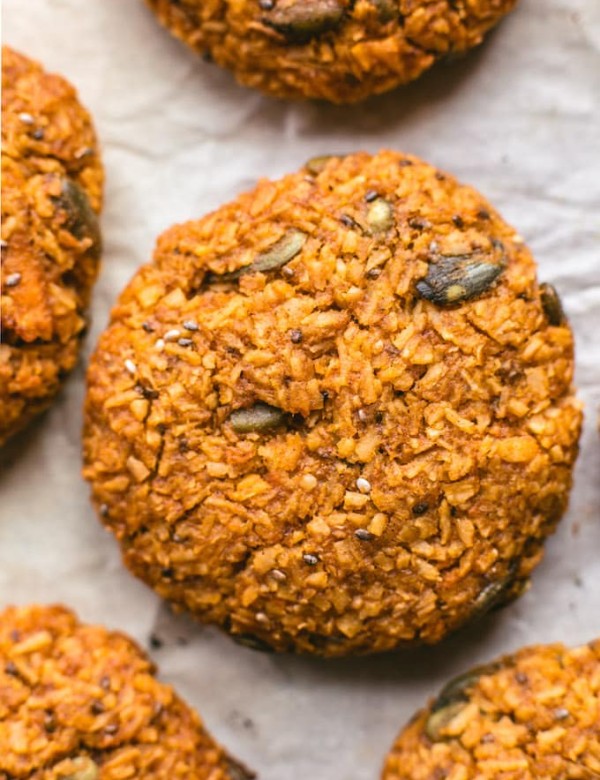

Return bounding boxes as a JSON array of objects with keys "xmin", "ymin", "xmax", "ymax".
[
  {"xmin": 305, "ymin": 154, "xmax": 340, "ymax": 176},
  {"xmin": 369, "ymin": 0, "xmax": 398, "ymax": 23},
  {"xmin": 229, "ymin": 403, "xmax": 285, "ymax": 433},
  {"xmin": 225, "ymin": 755, "xmax": 257, "ymax": 780},
  {"xmin": 424, "ymin": 700, "xmax": 468, "ymax": 742},
  {"xmin": 56, "ymin": 178, "xmax": 101, "ymax": 257},
  {"xmin": 62, "ymin": 757, "xmax": 99, "ymax": 780},
  {"xmin": 416, "ymin": 250, "xmax": 505, "ymax": 306},
  {"xmin": 425, "ymin": 662, "xmax": 501, "ymax": 742},
  {"xmin": 366, "ymin": 197, "xmax": 394, "ymax": 233},
  {"xmin": 263, "ymin": 0, "xmax": 345, "ymax": 43},
  {"xmin": 212, "ymin": 229, "xmax": 307, "ymax": 283},
  {"xmin": 540, "ymin": 282, "xmax": 565, "ymax": 326},
  {"xmin": 469, "ymin": 562, "xmax": 519, "ymax": 620},
  {"xmin": 251, "ymin": 228, "xmax": 307, "ymax": 273},
  {"xmin": 231, "ymin": 632, "xmax": 275, "ymax": 653}
]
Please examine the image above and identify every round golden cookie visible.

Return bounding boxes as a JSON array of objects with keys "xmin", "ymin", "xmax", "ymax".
[
  {"xmin": 0, "ymin": 604, "xmax": 251, "ymax": 779},
  {"xmin": 382, "ymin": 639, "xmax": 600, "ymax": 779},
  {"xmin": 145, "ymin": 0, "xmax": 519, "ymax": 103},
  {"xmin": 83, "ymin": 150, "xmax": 582, "ymax": 657},
  {"xmin": 1, "ymin": 47, "xmax": 103, "ymax": 446}
]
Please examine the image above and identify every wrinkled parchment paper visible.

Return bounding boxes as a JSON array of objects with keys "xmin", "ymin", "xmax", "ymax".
[{"xmin": 2, "ymin": 1, "xmax": 599, "ymax": 777}]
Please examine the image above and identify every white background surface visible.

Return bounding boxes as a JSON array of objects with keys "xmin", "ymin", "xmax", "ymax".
[{"xmin": 1, "ymin": 1, "xmax": 599, "ymax": 778}]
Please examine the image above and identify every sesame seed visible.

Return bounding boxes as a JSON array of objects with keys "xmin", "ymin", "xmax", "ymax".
[
  {"xmin": 270, "ymin": 569, "xmax": 287, "ymax": 581},
  {"xmin": 255, "ymin": 612, "xmax": 269, "ymax": 623},
  {"xmin": 355, "ymin": 528, "xmax": 375, "ymax": 541},
  {"xmin": 303, "ymin": 553, "xmax": 319, "ymax": 566},
  {"xmin": 0, "ymin": 239, "xmax": 8, "ymax": 249},
  {"xmin": 5, "ymin": 273, "xmax": 21, "ymax": 288},
  {"xmin": 99, "ymin": 504, "xmax": 109, "ymax": 517},
  {"xmin": 154, "ymin": 339, "xmax": 165, "ymax": 351},
  {"xmin": 18, "ymin": 112, "xmax": 34, "ymax": 124},
  {"xmin": 289, "ymin": 328, "xmax": 303, "ymax": 344},
  {"xmin": 365, "ymin": 189, "xmax": 379, "ymax": 202},
  {"xmin": 141, "ymin": 321, "xmax": 155, "ymax": 333},
  {"xmin": 429, "ymin": 240, "xmax": 439, "ymax": 252},
  {"xmin": 177, "ymin": 337, "xmax": 193, "ymax": 347},
  {"xmin": 164, "ymin": 328, "xmax": 181, "ymax": 341},
  {"xmin": 412, "ymin": 501, "xmax": 429, "ymax": 516},
  {"xmin": 357, "ymin": 409, "xmax": 368, "ymax": 422},
  {"xmin": 32, "ymin": 128, "xmax": 44, "ymax": 140},
  {"xmin": 183, "ymin": 320, "xmax": 198, "ymax": 331},
  {"xmin": 356, "ymin": 477, "xmax": 371, "ymax": 494},
  {"xmin": 554, "ymin": 707, "xmax": 570, "ymax": 720},
  {"xmin": 124, "ymin": 359, "xmax": 137, "ymax": 375}
]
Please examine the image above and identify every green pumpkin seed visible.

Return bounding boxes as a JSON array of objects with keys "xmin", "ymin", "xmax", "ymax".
[
  {"xmin": 366, "ymin": 197, "xmax": 394, "ymax": 233},
  {"xmin": 416, "ymin": 250, "xmax": 505, "ymax": 306},
  {"xmin": 369, "ymin": 0, "xmax": 398, "ymax": 23},
  {"xmin": 231, "ymin": 632, "xmax": 275, "ymax": 653},
  {"xmin": 540, "ymin": 282, "xmax": 565, "ymax": 326},
  {"xmin": 229, "ymin": 403, "xmax": 285, "ymax": 433},
  {"xmin": 425, "ymin": 661, "xmax": 501, "ymax": 742},
  {"xmin": 251, "ymin": 229, "xmax": 307, "ymax": 273},
  {"xmin": 212, "ymin": 229, "xmax": 307, "ymax": 283},
  {"xmin": 472, "ymin": 577, "xmax": 509, "ymax": 615},
  {"xmin": 56, "ymin": 178, "xmax": 101, "ymax": 257},
  {"xmin": 225, "ymin": 756, "xmax": 257, "ymax": 780},
  {"xmin": 263, "ymin": 0, "xmax": 345, "ymax": 42},
  {"xmin": 62, "ymin": 757, "xmax": 99, "ymax": 780},
  {"xmin": 470, "ymin": 562, "xmax": 518, "ymax": 620},
  {"xmin": 424, "ymin": 700, "xmax": 468, "ymax": 742},
  {"xmin": 305, "ymin": 154, "xmax": 341, "ymax": 176}
]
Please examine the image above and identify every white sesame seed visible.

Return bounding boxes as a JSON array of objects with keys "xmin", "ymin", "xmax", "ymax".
[
  {"xmin": 154, "ymin": 339, "xmax": 165, "ymax": 351},
  {"xmin": 270, "ymin": 569, "xmax": 287, "ymax": 581},
  {"xmin": 18, "ymin": 112, "xmax": 34, "ymax": 125},
  {"xmin": 255, "ymin": 612, "xmax": 269, "ymax": 624},
  {"xmin": 183, "ymin": 320, "xmax": 198, "ymax": 331},
  {"xmin": 356, "ymin": 477, "xmax": 371, "ymax": 494},
  {"xmin": 164, "ymin": 328, "xmax": 181, "ymax": 342},
  {"xmin": 357, "ymin": 408, "xmax": 368, "ymax": 422},
  {"xmin": 124, "ymin": 359, "xmax": 137, "ymax": 375},
  {"xmin": 5, "ymin": 273, "xmax": 21, "ymax": 288}
]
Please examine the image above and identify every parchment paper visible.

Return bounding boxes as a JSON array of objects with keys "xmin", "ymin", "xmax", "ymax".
[{"xmin": 1, "ymin": 1, "xmax": 599, "ymax": 778}]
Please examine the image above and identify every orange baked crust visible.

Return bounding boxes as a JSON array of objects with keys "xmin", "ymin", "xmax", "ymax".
[
  {"xmin": 0, "ymin": 604, "xmax": 248, "ymax": 779},
  {"xmin": 84, "ymin": 150, "xmax": 581, "ymax": 657},
  {"xmin": 1, "ymin": 46, "xmax": 103, "ymax": 445}
]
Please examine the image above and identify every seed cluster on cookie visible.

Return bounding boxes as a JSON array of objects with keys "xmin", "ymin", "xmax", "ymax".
[
  {"xmin": 83, "ymin": 150, "xmax": 581, "ymax": 657},
  {"xmin": 145, "ymin": 0, "xmax": 519, "ymax": 102},
  {"xmin": 382, "ymin": 640, "xmax": 600, "ymax": 779},
  {"xmin": 0, "ymin": 604, "xmax": 250, "ymax": 779},
  {"xmin": 0, "ymin": 46, "xmax": 103, "ymax": 446}
]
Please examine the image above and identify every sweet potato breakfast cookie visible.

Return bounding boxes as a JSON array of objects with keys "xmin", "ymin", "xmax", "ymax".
[
  {"xmin": 1, "ymin": 47, "xmax": 103, "ymax": 445},
  {"xmin": 83, "ymin": 150, "xmax": 582, "ymax": 657},
  {"xmin": 0, "ymin": 604, "xmax": 251, "ymax": 779},
  {"xmin": 382, "ymin": 639, "xmax": 600, "ymax": 779},
  {"xmin": 145, "ymin": 0, "xmax": 519, "ymax": 103}
]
